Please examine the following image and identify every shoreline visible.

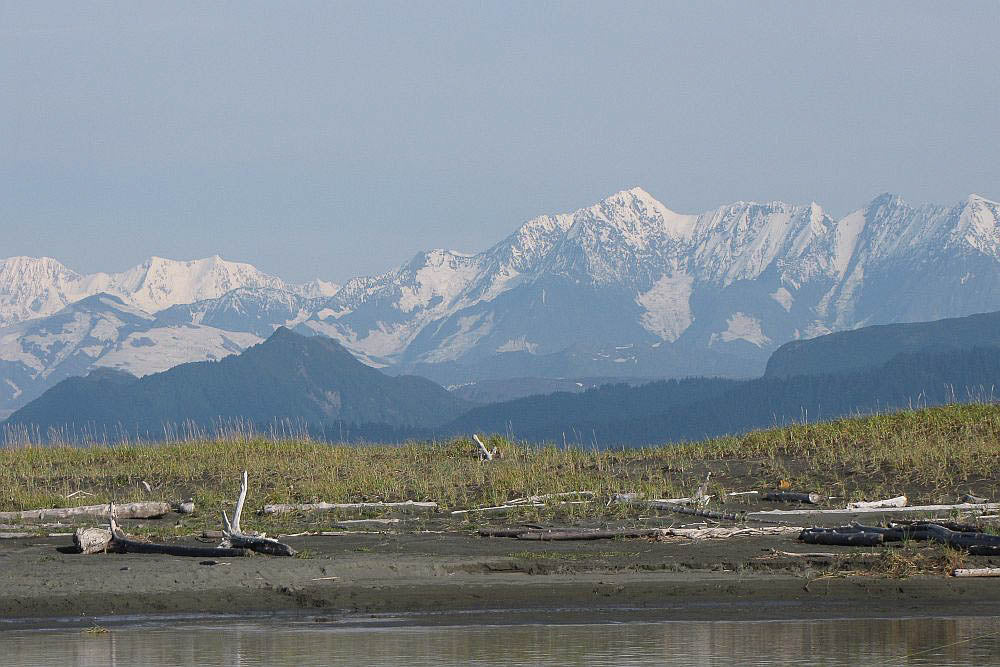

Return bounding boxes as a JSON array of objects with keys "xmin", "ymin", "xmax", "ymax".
[{"xmin": 4, "ymin": 531, "xmax": 1000, "ymax": 628}]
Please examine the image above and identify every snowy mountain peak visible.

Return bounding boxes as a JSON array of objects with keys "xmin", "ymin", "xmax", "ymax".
[
  {"xmin": 291, "ymin": 278, "xmax": 341, "ymax": 299},
  {"xmin": 967, "ymin": 193, "xmax": 998, "ymax": 205}
]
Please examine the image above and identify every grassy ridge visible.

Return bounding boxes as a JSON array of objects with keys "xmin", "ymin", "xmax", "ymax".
[{"xmin": 2, "ymin": 403, "xmax": 999, "ymax": 523}]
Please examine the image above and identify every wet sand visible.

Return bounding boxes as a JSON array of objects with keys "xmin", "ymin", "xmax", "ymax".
[{"xmin": 3, "ymin": 527, "xmax": 1000, "ymax": 627}]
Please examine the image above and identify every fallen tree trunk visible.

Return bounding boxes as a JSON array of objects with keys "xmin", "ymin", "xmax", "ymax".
[
  {"xmin": 106, "ymin": 505, "xmax": 250, "ymax": 557},
  {"xmin": 891, "ymin": 519, "xmax": 984, "ymax": 533},
  {"xmin": 968, "ymin": 545, "xmax": 1000, "ymax": 556},
  {"xmin": 479, "ymin": 528, "xmax": 532, "ymax": 538},
  {"xmin": 802, "ymin": 522, "xmax": 1000, "ymax": 551},
  {"xmin": 0, "ymin": 501, "xmax": 172, "ymax": 522},
  {"xmin": 799, "ymin": 530, "xmax": 884, "ymax": 547},
  {"xmin": 112, "ymin": 535, "xmax": 250, "ymax": 558},
  {"xmin": 262, "ymin": 501, "xmax": 438, "ymax": 514}
]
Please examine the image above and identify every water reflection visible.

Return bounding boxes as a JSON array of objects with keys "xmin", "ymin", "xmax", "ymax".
[{"xmin": 2, "ymin": 616, "xmax": 1000, "ymax": 666}]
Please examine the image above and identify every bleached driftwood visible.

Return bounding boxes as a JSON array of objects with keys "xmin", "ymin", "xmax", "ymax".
[
  {"xmin": 727, "ymin": 491, "xmax": 760, "ymax": 497},
  {"xmin": 770, "ymin": 550, "xmax": 836, "ymax": 558},
  {"xmin": 0, "ymin": 501, "xmax": 172, "ymax": 522},
  {"xmin": 176, "ymin": 499, "xmax": 196, "ymax": 514},
  {"xmin": 222, "ymin": 471, "xmax": 297, "ymax": 556},
  {"xmin": 659, "ymin": 526, "xmax": 803, "ymax": 539},
  {"xmin": 615, "ymin": 495, "xmax": 714, "ymax": 508},
  {"xmin": 452, "ymin": 501, "xmax": 590, "ymax": 515},
  {"xmin": 749, "ymin": 501, "xmax": 1000, "ymax": 518},
  {"xmin": 953, "ymin": 568, "xmax": 1000, "ymax": 577},
  {"xmin": 478, "ymin": 527, "xmax": 658, "ymax": 540},
  {"xmin": 846, "ymin": 496, "xmax": 907, "ymax": 509},
  {"xmin": 473, "ymin": 434, "xmax": 498, "ymax": 461},
  {"xmin": 262, "ymin": 500, "xmax": 439, "ymax": 514},
  {"xmin": 335, "ymin": 518, "xmax": 403, "ymax": 526},
  {"xmin": 74, "ymin": 527, "xmax": 113, "ymax": 554},
  {"xmin": 0, "ymin": 532, "xmax": 35, "ymax": 539},
  {"xmin": 693, "ymin": 472, "xmax": 712, "ymax": 504},
  {"xmin": 506, "ymin": 491, "xmax": 596, "ymax": 505}
]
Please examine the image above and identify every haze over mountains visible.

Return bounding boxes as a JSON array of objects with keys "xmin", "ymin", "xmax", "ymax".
[
  {"xmin": 1, "ymin": 187, "xmax": 998, "ymax": 417},
  {"xmin": 5, "ymin": 310, "xmax": 999, "ymax": 446}
]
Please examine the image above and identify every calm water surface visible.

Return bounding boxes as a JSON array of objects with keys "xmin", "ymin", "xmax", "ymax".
[{"xmin": 2, "ymin": 615, "xmax": 1000, "ymax": 666}]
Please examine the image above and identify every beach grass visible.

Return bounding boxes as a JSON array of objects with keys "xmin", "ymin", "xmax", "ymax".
[{"xmin": 2, "ymin": 403, "xmax": 998, "ymax": 532}]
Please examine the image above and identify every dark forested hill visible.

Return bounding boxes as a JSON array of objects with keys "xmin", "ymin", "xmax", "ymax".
[
  {"xmin": 3, "ymin": 328, "xmax": 469, "ymax": 441},
  {"xmin": 444, "ymin": 346, "xmax": 1000, "ymax": 446},
  {"xmin": 765, "ymin": 310, "xmax": 1000, "ymax": 379}
]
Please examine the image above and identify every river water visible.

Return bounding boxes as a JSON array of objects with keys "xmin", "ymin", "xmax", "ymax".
[{"xmin": 2, "ymin": 614, "xmax": 999, "ymax": 665}]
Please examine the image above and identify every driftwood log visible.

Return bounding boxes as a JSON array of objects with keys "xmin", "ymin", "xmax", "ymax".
[
  {"xmin": 628, "ymin": 501, "xmax": 793, "ymax": 526},
  {"xmin": 799, "ymin": 530, "xmax": 884, "ymax": 547},
  {"xmin": 953, "ymin": 568, "xmax": 1000, "ymax": 577},
  {"xmin": 515, "ymin": 528, "xmax": 659, "ymax": 541},
  {"xmin": 662, "ymin": 526, "xmax": 802, "ymax": 539},
  {"xmin": 0, "ymin": 501, "xmax": 171, "ymax": 522},
  {"xmin": 847, "ymin": 496, "xmax": 907, "ymax": 509},
  {"xmin": 615, "ymin": 495, "xmax": 713, "ymax": 508},
  {"xmin": 473, "ymin": 434, "xmax": 500, "ymax": 461},
  {"xmin": 452, "ymin": 501, "xmax": 590, "ymax": 515},
  {"xmin": 891, "ymin": 519, "xmax": 985, "ymax": 533},
  {"xmin": 222, "ymin": 471, "xmax": 297, "ymax": 556},
  {"xmin": 763, "ymin": 492, "xmax": 822, "ymax": 504},
  {"xmin": 800, "ymin": 522, "xmax": 1000, "ymax": 551},
  {"xmin": 106, "ymin": 505, "xmax": 250, "ymax": 557},
  {"xmin": 749, "ymin": 501, "xmax": 1000, "ymax": 518},
  {"xmin": 479, "ymin": 525, "xmax": 802, "ymax": 541},
  {"xmin": 262, "ymin": 501, "xmax": 438, "ymax": 514},
  {"xmin": 968, "ymin": 545, "xmax": 1000, "ymax": 556},
  {"xmin": 507, "ymin": 492, "xmax": 596, "ymax": 505}
]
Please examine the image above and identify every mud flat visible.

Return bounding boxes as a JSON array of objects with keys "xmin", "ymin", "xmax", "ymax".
[{"xmin": 4, "ymin": 528, "xmax": 1000, "ymax": 626}]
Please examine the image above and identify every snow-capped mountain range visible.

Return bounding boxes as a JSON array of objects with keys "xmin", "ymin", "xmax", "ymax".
[
  {"xmin": 2, "ymin": 187, "xmax": 999, "ymax": 417},
  {"xmin": 0, "ymin": 254, "xmax": 338, "ymax": 328}
]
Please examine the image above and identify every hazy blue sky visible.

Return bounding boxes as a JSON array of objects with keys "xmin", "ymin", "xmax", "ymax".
[{"xmin": 2, "ymin": 2, "xmax": 998, "ymax": 282}]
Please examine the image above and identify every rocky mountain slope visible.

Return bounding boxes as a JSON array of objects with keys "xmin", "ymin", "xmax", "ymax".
[{"xmin": 1, "ymin": 187, "xmax": 997, "ymax": 415}]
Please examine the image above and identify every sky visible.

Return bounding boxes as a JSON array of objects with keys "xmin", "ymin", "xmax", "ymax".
[{"xmin": 1, "ymin": 2, "xmax": 999, "ymax": 283}]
